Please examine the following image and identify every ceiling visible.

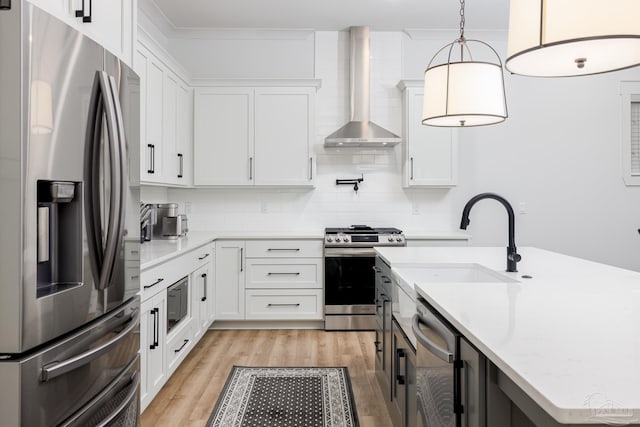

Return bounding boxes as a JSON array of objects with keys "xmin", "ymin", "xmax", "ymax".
[{"xmin": 150, "ymin": 0, "xmax": 511, "ymax": 32}]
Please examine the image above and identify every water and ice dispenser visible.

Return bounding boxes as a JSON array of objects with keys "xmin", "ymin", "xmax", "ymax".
[{"xmin": 36, "ymin": 180, "xmax": 83, "ymax": 298}]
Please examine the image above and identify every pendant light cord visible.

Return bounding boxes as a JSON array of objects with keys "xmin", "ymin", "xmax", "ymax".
[
  {"xmin": 459, "ymin": 0, "xmax": 465, "ymax": 40},
  {"xmin": 459, "ymin": 0, "xmax": 466, "ymax": 60}
]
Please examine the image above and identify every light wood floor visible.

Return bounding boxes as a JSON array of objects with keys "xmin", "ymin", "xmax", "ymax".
[{"xmin": 141, "ymin": 329, "xmax": 393, "ymax": 427}]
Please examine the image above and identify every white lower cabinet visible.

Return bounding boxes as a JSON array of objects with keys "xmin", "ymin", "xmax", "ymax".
[
  {"xmin": 140, "ymin": 291, "xmax": 166, "ymax": 411},
  {"xmin": 214, "ymin": 239, "xmax": 324, "ymax": 322},
  {"xmin": 192, "ymin": 261, "xmax": 214, "ymax": 341},
  {"xmin": 140, "ymin": 241, "xmax": 215, "ymax": 413},
  {"xmin": 245, "ymin": 289, "xmax": 323, "ymax": 320},
  {"xmin": 166, "ymin": 319, "xmax": 194, "ymax": 376},
  {"xmin": 214, "ymin": 240, "xmax": 246, "ymax": 320}
]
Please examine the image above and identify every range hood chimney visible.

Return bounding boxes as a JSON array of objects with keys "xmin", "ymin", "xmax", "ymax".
[{"xmin": 324, "ymin": 26, "xmax": 401, "ymax": 147}]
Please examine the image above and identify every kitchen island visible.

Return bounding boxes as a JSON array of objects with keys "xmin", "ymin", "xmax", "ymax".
[{"xmin": 376, "ymin": 246, "xmax": 640, "ymax": 426}]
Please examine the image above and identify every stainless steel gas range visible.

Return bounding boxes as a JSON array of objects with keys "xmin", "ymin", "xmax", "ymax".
[{"xmin": 324, "ymin": 225, "xmax": 406, "ymax": 330}]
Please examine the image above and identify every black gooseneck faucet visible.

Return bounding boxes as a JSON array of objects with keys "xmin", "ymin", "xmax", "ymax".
[{"xmin": 460, "ymin": 192, "xmax": 522, "ymax": 272}]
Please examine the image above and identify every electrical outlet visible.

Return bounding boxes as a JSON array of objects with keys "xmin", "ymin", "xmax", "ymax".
[
  {"xmin": 261, "ymin": 201, "xmax": 268, "ymax": 213},
  {"xmin": 184, "ymin": 202, "xmax": 192, "ymax": 214},
  {"xmin": 412, "ymin": 202, "xmax": 420, "ymax": 215},
  {"xmin": 518, "ymin": 202, "xmax": 527, "ymax": 215}
]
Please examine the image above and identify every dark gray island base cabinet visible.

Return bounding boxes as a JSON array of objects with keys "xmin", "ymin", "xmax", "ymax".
[{"xmin": 487, "ymin": 363, "xmax": 640, "ymax": 427}]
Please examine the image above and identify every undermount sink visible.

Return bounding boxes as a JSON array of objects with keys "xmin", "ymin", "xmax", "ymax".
[{"xmin": 401, "ymin": 264, "xmax": 518, "ymax": 284}]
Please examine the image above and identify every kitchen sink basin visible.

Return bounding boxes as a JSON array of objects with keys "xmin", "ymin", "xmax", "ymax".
[{"xmin": 398, "ymin": 264, "xmax": 518, "ymax": 284}]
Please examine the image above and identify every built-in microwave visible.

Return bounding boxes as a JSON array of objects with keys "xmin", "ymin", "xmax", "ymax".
[{"xmin": 167, "ymin": 276, "xmax": 188, "ymax": 333}]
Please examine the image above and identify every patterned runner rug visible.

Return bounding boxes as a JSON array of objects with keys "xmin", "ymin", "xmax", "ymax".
[{"xmin": 206, "ymin": 366, "xmax": 359, "ymax": 427}]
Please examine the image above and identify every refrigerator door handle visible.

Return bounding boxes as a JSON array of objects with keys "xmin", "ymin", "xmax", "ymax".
[
  {"xmin": 84, "ymin": 71, "xmax": 123, "ymax": 291},
  {"xmin": 105, "ymin": 74, "xmax": 127, "ymax": 289},
  {"xmin": 40, "ymin": 310, "xmax": 139, "ymax": 382}
]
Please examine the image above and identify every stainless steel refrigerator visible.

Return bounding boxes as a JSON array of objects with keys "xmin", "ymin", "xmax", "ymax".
[{"xmin": 0, "ymin": 2, "xmax": 141, "ymax": 426}]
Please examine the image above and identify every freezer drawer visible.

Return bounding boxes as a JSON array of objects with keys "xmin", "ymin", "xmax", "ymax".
[{"xmin": 0, "ymin": 297, "xmax": 140, "ymax": 427}]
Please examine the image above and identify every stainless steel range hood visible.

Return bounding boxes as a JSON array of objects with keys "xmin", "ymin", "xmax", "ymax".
[{"xmin": 324, "ymin": 26, "xmax": 402, "ymax": 147}]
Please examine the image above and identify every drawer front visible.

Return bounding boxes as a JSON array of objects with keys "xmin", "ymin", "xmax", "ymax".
[
  {"xmin": 245, "ymin": 289, "xmax": 323, "ymax": 320},
  {"xmin": 246, "ymin": 258, "xmax": 322, "ymax": 289},
  {"xmin": 190, "ymin": 244, "xmax": 214, "ymax": 270},
  {"xmin": 141, "ymin": 263, "xmax": 175, "ymax": 301},
  {"xmin": 245, "ymin": 240, "xmax": 323, "ymax": 258},
  {"xmin": 166, "ymin": 320, "xmax": 193, "ymax": 375}
]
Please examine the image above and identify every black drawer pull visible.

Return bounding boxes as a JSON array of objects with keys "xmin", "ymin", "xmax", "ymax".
[
  {"xmin": 143, "ymin": 278, "xmax": 164, "ymax": 289},
  {"xmin": 174, "ymin": 339, "xmax": 189, "ymax": 353},
  {"xmin": 198, "ymin": 253, "xmax": 210, "ymax": 260},
  {"xmin": 267, "ymin": 303, "xmax": 300, "ymax": 307},
  {"xmin": 267, "ymin": 272, "xmax": 300, "ymax": 276},
  {"xmin": 267, "ymin": 248, "xmax": 300, "ymax": 251}
]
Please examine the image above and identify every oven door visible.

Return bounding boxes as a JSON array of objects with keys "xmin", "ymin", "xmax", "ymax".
[
  {"xmin": 324, "ymin": 248, "xmax": 375, "ymax": 313},
  {"xmin": 412, "ymin": 299, "xmax": 459, "ymax": 427}
]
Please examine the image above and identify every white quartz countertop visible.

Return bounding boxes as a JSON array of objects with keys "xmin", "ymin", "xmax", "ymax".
[
  {"xmin": 140, "ymin": 229, "xmax": 467, "ymax": 271},
  {"xmin": 140, "ymin": 231, "xmax": 218, "ymax": 270},
  {"xmin": 376, "ymin": 246, "xmax": 640, "ymax": 424},
  {"xmin": 140, "ymin": 230, "xmax": 326, "ymax": 270}
]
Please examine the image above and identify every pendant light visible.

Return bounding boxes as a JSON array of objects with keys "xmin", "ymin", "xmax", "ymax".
[
  {"xmin": 422, "ymin": 0, "xmax": 508, "ymax": 127},
  {"xmin": 506, "ymin": 0, "xmax": 640, "ymax": 77}
]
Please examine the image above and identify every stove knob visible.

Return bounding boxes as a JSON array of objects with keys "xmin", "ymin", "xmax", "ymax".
[
  {"xmin": 327, "ymin": 237, "xmax": 333, "ymax": 243},
  {"xmin": 396, "ymin": 237, "xmax": 402, "ymax": 242},
  {"xmin": 388, "ymin": 237, "xmax": 394, "ymax": 242},
  {"xmin": 335, "ymin": 237, "xmax": 342, "ymax": 242},
  {"xmin": 344, "ymin": 237, "xmax": 350, "ymax": 242}
]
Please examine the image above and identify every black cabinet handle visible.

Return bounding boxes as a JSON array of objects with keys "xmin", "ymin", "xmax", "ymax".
[
  {"xmin": 147, "ymin": 144, "xmax": 155, "ymax": 174},
  {"xmin": 374, "ymin": 340, "xmax": 381, "ymax": 353},
  {"xmin": 198, "ymin": 253, "xmax": 210, "ymax": 261},
  {"xmin": 144, "ymin": 278, "xmax": 164, "ymax": 289},
  {"xmin": 174, "ymin": 339, "xmax": 189, "ymax": 353},
  {"xmin": 150, "ymin": 308, "xmax": 159, "ymax": 349},
  {"xmin": 177, "ymin": 153, "xmax": 183, "ymax": 178},
  {"xmin": 267, "ymin": 303, "xmax": 300, "ymax": 307},
  {"xmin": 201, "ymin": 273, "xmax": 207, "ymax": 302},
  {"xmin": 240, "ymin": 248, "xmax": 244, "ymax": 272},
  {"xmin": 267, "ymin": 272, "xmax": 300, "ymax": 276},
  {"xmin": 75, "ymin": 0, "xmax": 92, "ymax": 23},
  {"xmin": 267, "ymin": 248, "xmax": 301, "ymax": 252},
  {"xmin": 410, "ymin": 157, "xmax": 414, "ymax": 180},
  {"xmin": 396, "ymin": 348, "xmax": 406, "ymax": 385}
]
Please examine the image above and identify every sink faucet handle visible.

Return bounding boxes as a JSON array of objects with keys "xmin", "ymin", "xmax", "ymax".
[{"xmin": 508, "ymin": 252, "xmax": 522, "ymax": 263}]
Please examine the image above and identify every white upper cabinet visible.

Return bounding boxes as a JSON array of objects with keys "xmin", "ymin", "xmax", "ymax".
[
  {"xmin": 254, "ymin": 87, "xmax": 315, "ymax": 186},
  {"xmin": 193, "ymin": 82, "xmax": 318, "ymax": 187},
  {"xmin": 399, "ymin": 81, "xmax": 458, "ymax": 187},
  {"xmin": 26, "ymin": 0, "xmax": 135, "ymax": 66},
  {"xmin": 136, "ymin": 41, "xmax": 193, "ymax": 186},
  {"xmin": 176, "ymin": 83, "xmax": 193, "ymax": 186},
  {"xmin": 194, "ymin": 88, "xmax": 254, "ymax": 186}
]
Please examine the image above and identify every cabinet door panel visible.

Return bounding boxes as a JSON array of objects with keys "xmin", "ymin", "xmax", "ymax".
[
  {"xmin": 254, "ymin": 88, "xmax": 313, "ymax": 185},
  {"xmin": 162, "ymin": 72, "xmax": 179, "ymax": 184},
  {"xmin": 404, "ymin": 88, "xmax": 458, "ymax": 187},
  {"xmin": 176, "ymin": 83, "xmax": 193, "ymax": 185},
  {"xmin": 214, "ymin": 240, "xmax": 245, "ymax": 319},
  {"xmin": 145, "ymin": 59, "xmax": 165, "ymax": 181},
  {"xmin": 135, "ymin": 47, "xmax": 150, "ymax": 182},
  {"xmin": 194, "ymin": 89, "xmax": 253, "ymax": 185}
]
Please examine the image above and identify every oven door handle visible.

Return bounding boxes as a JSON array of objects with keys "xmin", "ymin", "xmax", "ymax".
[
  {"xmin": 325, "ymin": 248, "xmax": 376, "ymax": 257},
  {"xmin": 412, "ymin": 313, "xmax": 454, "ymax": 363}
]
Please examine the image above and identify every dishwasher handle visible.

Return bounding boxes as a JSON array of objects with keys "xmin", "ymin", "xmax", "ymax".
[{"xmin": 412, "ymin": 313, "xmax": 454, "ymax": 363}]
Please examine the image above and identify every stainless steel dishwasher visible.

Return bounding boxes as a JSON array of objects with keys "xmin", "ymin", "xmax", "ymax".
[{"xmin": 412, "ymin": 297, "xmax": 486, "ymax": 427}]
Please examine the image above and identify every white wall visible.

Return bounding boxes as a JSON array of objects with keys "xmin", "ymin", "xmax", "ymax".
[{"xmin": 141, "ymin": 23, "xmax": 640, "ymax": 271}]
